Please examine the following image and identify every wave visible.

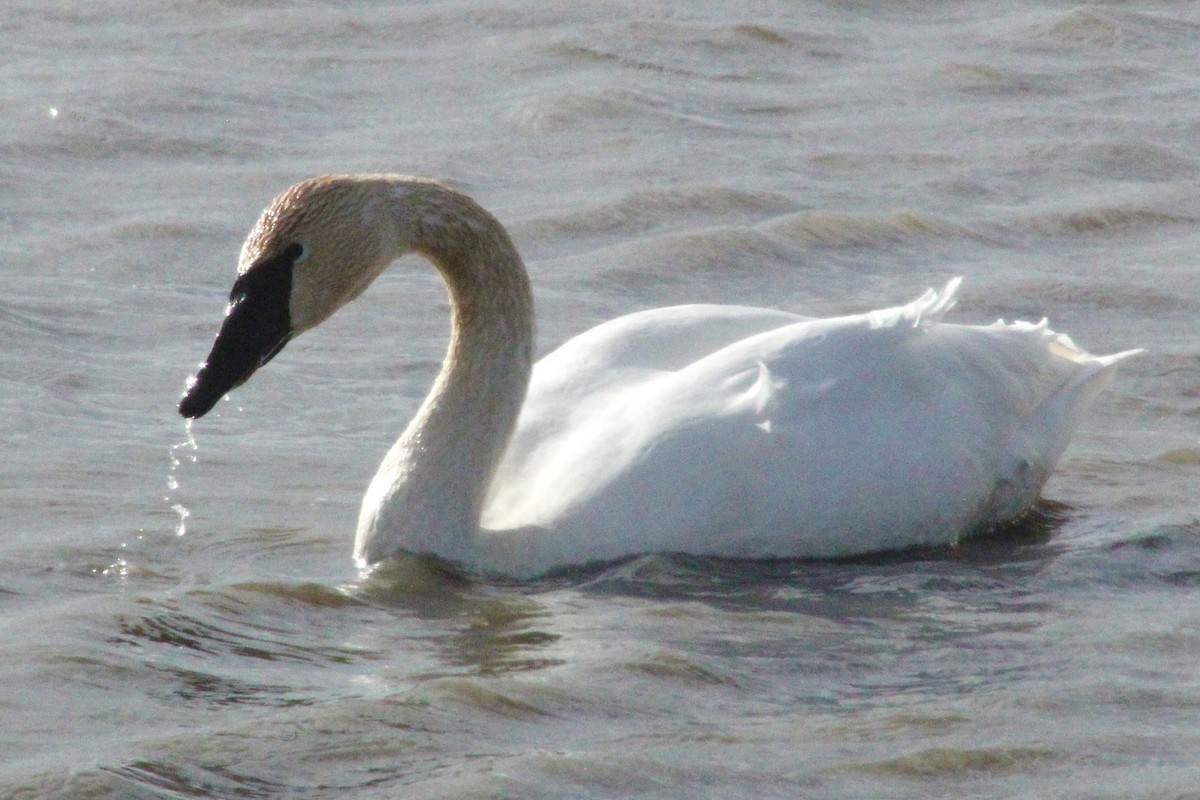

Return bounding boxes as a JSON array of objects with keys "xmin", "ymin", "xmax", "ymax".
[
  {"xmin": 996, "ymin": 204, "xmax": 1197, "ymax": 239},
  {"xmin": 517, "ymin": 185, "xmax": 794, "ymax": 242},
  {"xmin": 763, "ymin": 209, "xmax": 985, "ymax": 249},
  {"xmin": 1033, "ymin": 7, "xmax": 1200, "ymax": 49}
]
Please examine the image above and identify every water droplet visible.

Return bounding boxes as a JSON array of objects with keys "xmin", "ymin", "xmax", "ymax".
[{"xmin": 172, "ymin": 503, "xmax": 190, "ymax": 537}]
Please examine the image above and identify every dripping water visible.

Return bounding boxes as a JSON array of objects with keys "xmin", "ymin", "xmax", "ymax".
[{"xmin": 166, "ymin": 419, "xmax": 197, "ymax": 537}]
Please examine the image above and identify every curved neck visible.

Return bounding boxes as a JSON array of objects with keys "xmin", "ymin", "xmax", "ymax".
[{"xmin": 355, "ymin": 180, "xmax": 534, "ymax": 566}]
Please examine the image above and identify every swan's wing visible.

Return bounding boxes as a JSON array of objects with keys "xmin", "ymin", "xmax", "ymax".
[{"xmin": 483, "ymin": 286, "xmax": 946, "ymax": 538}]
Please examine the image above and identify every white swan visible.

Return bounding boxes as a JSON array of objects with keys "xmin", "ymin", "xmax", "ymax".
[{"xmin": 180, "ymin": 175, "xmax": 1140, "ymax": 578}]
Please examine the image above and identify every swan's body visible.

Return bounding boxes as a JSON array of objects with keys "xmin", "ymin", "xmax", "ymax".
[{"xmin": 180, "ymin": 175, "xmax": 1139, "ymax": 578}]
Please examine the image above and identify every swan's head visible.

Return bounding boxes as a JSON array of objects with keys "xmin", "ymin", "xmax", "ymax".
[{"xmin": 179, "ymin": 176, "xmax": 402, "ymax": 419}]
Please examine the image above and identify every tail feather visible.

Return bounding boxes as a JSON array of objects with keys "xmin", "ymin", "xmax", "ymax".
[
  {"xmin": 868, "ymin": 277, "xmax": 962, "ymax": 331},
  {"xmin": 906, "ymin": 276, "xmax": 962, "ymax": 328}
]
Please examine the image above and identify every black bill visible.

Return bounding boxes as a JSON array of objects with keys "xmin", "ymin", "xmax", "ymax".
[{"xmin": 178, "ymin": 246, "xmax": 299, "ymax": 419}]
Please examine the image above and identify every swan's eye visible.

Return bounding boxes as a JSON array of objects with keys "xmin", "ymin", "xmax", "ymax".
[{"xmin": 286, "ymin": 242, "xmax": 309, "ymax": 263}]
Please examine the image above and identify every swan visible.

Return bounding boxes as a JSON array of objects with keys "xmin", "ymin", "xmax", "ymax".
[{"xmin": 179, "ymin": 175, "xmax": 1139, "ymax": 578}]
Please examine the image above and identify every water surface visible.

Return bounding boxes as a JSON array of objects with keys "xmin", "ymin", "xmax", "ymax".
[{"xmin": 2, "ymin": 1, "xmax": 1198, "ymax": 797}]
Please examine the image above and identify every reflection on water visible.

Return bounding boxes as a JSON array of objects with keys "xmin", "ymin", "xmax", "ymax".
[
  {"xmin": 355, "ymin": 555, "xmax": 567, "ymax": 676},
  {"xmin": 104, "ymin": 503, "xmax": 1066, "ymax": 712},
  {"xmin": 574, "ymin": 500, "xmax": 1064, "ymax": 615}
]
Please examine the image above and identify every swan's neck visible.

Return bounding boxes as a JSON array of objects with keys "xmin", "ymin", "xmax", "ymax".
[{"xmin": 355, "ymin": 180, "xmax": 534, "ymax": 567}]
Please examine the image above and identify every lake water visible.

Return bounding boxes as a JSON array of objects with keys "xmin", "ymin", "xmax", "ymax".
[{"xmin": 2, "ymin": 1, "xmax": 1199, "ymax": 797}]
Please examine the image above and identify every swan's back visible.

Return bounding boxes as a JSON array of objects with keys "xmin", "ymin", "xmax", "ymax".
[{"xmin": 481, "ymin": 280, "xmax": 1137, "ymax": 572}]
